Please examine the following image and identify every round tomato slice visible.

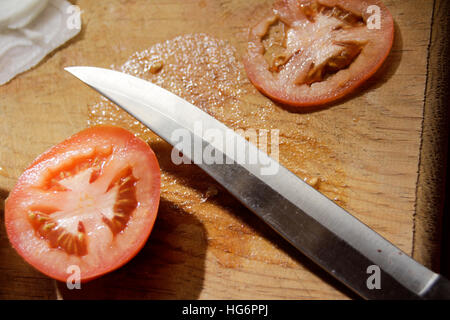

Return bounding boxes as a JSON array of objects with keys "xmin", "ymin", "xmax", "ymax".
[
  {"xmin": 244, "ymin": 0, "xmax": 394, "ymax": 107},
  {"xmin": 5, "ymin": 126, "xmax": 160, "ymax": 282}
]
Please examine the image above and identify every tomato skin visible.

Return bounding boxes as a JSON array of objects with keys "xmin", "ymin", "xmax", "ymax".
[
  {"xmin": 5, "ymin": 126, "xmax": 161, "ymax": 282},
  {"xmin": 243, "ymin": 0, "xmax": 395, "ymax": 107}
]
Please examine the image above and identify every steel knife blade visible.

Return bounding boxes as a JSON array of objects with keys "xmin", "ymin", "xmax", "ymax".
[{"xmin": 65, "ymin": 66, "xmax": 450, "ymax": 300}]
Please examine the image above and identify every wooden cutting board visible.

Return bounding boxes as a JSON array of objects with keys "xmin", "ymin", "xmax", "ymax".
[{"xmin": 0, "ymin": 0, "xmax": 446, "ymax": 299}]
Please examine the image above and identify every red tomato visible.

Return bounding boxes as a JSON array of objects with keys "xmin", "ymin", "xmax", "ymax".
[
  {"xmin": 5, "ymin": 126, "xmax": 160, "ymax": 282},
  {"xmin": 244, "ymin": 0, "xmax": 394, "ymax": 107}
]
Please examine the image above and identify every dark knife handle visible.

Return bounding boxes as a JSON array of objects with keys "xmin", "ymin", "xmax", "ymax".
[{"xmin": 421, "ymin": 276, "xmax": 450, "ymax": 300}]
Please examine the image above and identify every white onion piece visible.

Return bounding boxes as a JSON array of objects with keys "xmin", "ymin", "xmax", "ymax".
[{"xmin": 0, "ymin": 0, "xmax": 81, "ymax": 85}]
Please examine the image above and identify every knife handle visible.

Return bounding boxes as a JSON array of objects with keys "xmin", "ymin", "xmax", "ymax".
[{"xmin": 421, "ymin": 276, "xmax": 450, "ymax": 300}]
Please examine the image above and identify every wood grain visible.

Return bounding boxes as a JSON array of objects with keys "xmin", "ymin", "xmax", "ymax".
[
  {"xmin": 0, "ymin": 0, "xmax": 441, "ymax": 299},
  {"xmin": 413, "ymin": 0, "xmax": 450, "ymax": 273}
]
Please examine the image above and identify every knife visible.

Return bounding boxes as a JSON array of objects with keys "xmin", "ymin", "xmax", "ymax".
[{"xmin": 65, "ymin": 66, "xmax": 450, "ymax": 300}]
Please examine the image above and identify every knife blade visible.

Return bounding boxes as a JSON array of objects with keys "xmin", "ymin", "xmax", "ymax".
[{"xmin": 65, "ymin": 66, "xmax": 450, "ymax": 300}]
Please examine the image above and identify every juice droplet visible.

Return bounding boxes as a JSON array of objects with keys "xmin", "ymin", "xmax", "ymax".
[{"xmin": 0, "ymin": 166, "xmax": 8, "ymax": 178}]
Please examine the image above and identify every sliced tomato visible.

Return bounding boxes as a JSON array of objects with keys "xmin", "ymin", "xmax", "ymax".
[
  {"xmin": 243, "ymin": 0, "xmax": 394, "ymax": 107},
  {"xmin": 5, "ymin": 126, "xmax": 160, "ymax": 282}
]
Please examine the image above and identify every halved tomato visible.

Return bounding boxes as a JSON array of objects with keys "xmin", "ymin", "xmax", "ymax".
[
  {"xmin": 5, "ymin": 126, "xmax": 160, "ymax": 282},
  {"xmin": 244, "ymin": 0, "xmax": 394, "ymax": 107}
]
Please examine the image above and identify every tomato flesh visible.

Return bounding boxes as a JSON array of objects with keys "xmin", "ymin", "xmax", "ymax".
[
  {"xmin": 5, "ymin": 126, "xmax": 161, "ymax": 282},
  {"xmin": 244, "ymin": 0, "xmax": 394, "ymax": 107}
]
